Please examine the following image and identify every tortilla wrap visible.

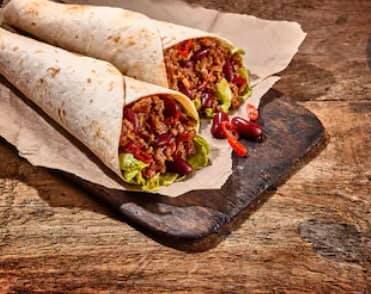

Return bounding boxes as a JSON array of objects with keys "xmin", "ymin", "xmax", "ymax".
[
  {"xmin": 2, "ymin": 0, "xmax": 249, "ymax": 116},
  {"xmin": 2, "ymin": 0, "xmax": 232, "ymax": 73},
  {"xmin": 0, "ymin": 28, "xmax": 200, "ymax": 187}
]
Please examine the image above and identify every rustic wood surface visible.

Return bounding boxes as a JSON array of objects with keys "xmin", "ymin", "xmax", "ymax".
[{"xmin": 0, "ymin": 0, "xmax": 370, "ymax": 292}]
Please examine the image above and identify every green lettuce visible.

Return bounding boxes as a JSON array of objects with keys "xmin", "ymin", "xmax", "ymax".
[
  {"xmin": 142, "ymin": 173, "xmax": 179, "ymax": 191},
  {"xmin": 193, "ymin": 97, "xmax": 202, "ymax": 111},
  {"xmin": 239, "ymin": 67, "xmax": 252, "ymax": 101},
  {"xmin": 187, "ymin": 135, "xmax": 210, "ymax": 170},
  {"xmin": 119, "ymin": 153, "xmax": 180, "ymax": 191},
  {"xmin": 231, "ymin": 47, "xmax": 245, "ymax": 55},
  {"xmin": 120, "ymin": 135, "xmax": 210, "ymax": 191},
  {"xmin": 205, "ymin": 108, "xmax": 215, "ymax": 118},
  {"xmin": 216, "ymin": 79, "xmax": 233, "ymax": 113},
  {"xmin": 119, "ymin": 153, "xmax": 148, "ymax": 186},
  {"xmin": 231, "ymin": 47, "xmax": 253, "ymax": 101}
]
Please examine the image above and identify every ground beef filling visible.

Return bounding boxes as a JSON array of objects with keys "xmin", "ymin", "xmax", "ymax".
[
  {"xmin": 120, "ymin": 95, "xmax": 197, "ymax": 179},
  {"xmin": 164, "ymin": 37, "xmax": 248, "ymax": 115}
]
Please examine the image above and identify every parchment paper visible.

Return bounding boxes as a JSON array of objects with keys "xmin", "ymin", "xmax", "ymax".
[{"xmin": 0, "ymin": 0, "xmax": 305, "ymax": 197}]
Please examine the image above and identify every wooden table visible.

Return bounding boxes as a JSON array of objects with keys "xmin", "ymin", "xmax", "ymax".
[{"xmin": 0, "ymin": 0, "xmax": 370, "ymax": 292}]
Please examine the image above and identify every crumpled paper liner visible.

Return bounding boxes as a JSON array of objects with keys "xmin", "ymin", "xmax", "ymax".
[{"xmin": 0, "ymin": 0, "xmax": 305, "ymax": 197}]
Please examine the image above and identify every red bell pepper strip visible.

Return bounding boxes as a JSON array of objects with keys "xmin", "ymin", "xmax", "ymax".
[
  {"xmin": 178, "ymin": 40, "xmax": 193, "ymax": 58},
  {"xmin": 221, "ymin": 121, "xmax": 248, "ymax": 157},
  {"xmin": 233, "ymin": 75, "xmax": 247, "ymax": 88},
  {"xmin": 124, "ymin": 143, "xmax": 153, "ymax": 164}
]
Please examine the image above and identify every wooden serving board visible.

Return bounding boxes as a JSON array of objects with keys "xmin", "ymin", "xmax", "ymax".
[{"xmin": 68, "ymin": 91, "xmax": 326, "ymax": 251}]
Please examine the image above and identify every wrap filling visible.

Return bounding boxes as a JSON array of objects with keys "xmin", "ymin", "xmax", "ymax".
[
  {"xmin": 165, "ymin": 37, "xmax": 252, "ymax": 117},
  {"xmin": 119, "ymin": 95, "xmax": 209, "ymax": 190}
]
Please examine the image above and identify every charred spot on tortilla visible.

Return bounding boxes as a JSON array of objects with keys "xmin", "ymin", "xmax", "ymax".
[
  {"xmin": 47, "ymin": 67, "xmax": 60, "ymax": 77},
  {"xmin": 25, "ymin": 5, "xmax": 39, "ymax": 16},
  {"xmin": 87, "ymin": 78, "xmax": 92, "ymax": 84},
  {"xmin": 107, "ymin": 35, "xmax": 122, "ymax": 44},
  {"xmin": 13, "ymin": 46, "xmax": 18, "ymax": 51},
  {"xmin": 65, "ymin": 5, "xmax": 86, "ymax": 12},
  {"xmin": 108, "ymin": 81, "xmax": 115, "ymax": 92},
  {"xmin": 124, "ymin": 36, "xmax": 136, "ymax": 48}
]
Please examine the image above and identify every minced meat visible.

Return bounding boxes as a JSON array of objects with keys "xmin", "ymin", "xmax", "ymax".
[
  {"xmin": 164, "ymin": 37, "xmax": 249, "ymax": 116},
  {"xmin": 120, "ymin": 95, "xmax": 197, "ymax": 178}
]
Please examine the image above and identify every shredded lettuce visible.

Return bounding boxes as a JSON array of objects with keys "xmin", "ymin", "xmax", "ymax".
[
  {"xmin": 216, "ymin": 79, "xmax": 233, "ymax": 113},
  {"xmin": 231, "ymin": 47, "xmax": 253, "ymax": 101},
  {"xmin": 120, "ymin": 135, "xmax": 210, "ymax": 190},
  {"xmin": 119, "ymin": 153, "xmax": 148, "ymax": 186},
  {"xmin": 239, "ymin": 67, "xmax": 252, "ymax": 101},
  {"xmin": 231, "ymin": 47, "xmax": 245, "ymax": 55},
  {"xmin": 187, "ymin": 135, "xmax": 210, "ymax": 170},
  {"xmin": 120, "ymin": 153, "xmax": 180, "ymax": 191},
  {"xmin": 142, "ymin": 173, "xmax": 179, "ymax": 191},
  {"xmin": 205, "ymin": 108, "xmax": 215, "ymax": 118},
  {"xmin": 141, "ymin": 174, "xmax": 161, "ymax": 191},
  {"xmin": 239, "ymin": 67, "xmax": 250, "ymax": 83},
  {"xmin": 160, "ymin": 173, "xmax": 179, "ymax": 186},
  {"xmin": 193, "ymin": 97, "xmax": 202, "ymax": 111}
]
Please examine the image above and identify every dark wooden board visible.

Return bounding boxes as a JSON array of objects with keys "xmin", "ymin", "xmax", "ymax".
[{"xmin": 69, "ymin": 91, "xmax": 326, "ymax": 251}]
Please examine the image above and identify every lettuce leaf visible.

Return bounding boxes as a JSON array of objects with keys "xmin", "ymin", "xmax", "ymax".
[
  {"xmin": 120, "ymin": 135, "xmax": 210, "ymax": 190},
  {"xmin": 120, "ymin": 153, "xmax": 180, "ymax": 191},
  {"xmin": 142, "ymin": 173, "xmax": 160, "ymax": 191},
  {"xmin": 239, "ymin": 67, "xmax": 252, "ymax": 101},
  {"xmin": 142, "ymin": 173, "xmax": 179, "ymax": 191},
  {"xmin": 160, "ymin": 173, "xmax": 179, "ymax": 186},
  {"xmin": 216, "ymin": 78, "xmax": 233, "ymax": 113},
  {"xmin": 193, "ymin": 97, "xmax": 202, "ymax": 111},
  {"xmin": 187, "ymin": 135, "xmax": 210, "ymax": 170},
  {"xmin": 231, "ymin": 47, "xmax": 245, "ymax": 55},
  {"xmin": 205, "ymin": 108, "xmax": 215, "ymax": 118},
  {"xmin": 119, "ymin": 153, "xmax": 148, "ymax": 186},
  {"xmin": 231, "ymin": 47, "xmax": 252, "ymax": 101}
]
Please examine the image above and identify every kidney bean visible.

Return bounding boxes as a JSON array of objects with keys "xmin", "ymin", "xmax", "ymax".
[
  {"xmin": 231, "ymin": 117, "xmax": 263, "ymax": 141},
  {"xmin": 223, "ymin": 60, "xmax": 234, "ymax": 82},
  {"xmin": 192, "ymin": 48, "xmax": 209, "ymax": 61},
  {"xmin": 201, "ymin": 91, "xmax": 214, "ymax": 109},
  {"xmin": 156, "ymin": 133, "xmax": 172, "ymax": 147},
  {"xmin": 123, "ymin": 107, "xmax": 138, "ymax": 130},
  {"xmin": 167, "ymin": 158, "xmax": 193, "ymax": 176},
  {"xmin": 211, "ymin": 111, "xmax": 230, "ymax": 139},
  {"xmin": 163, "ymin": 97, "xmax": 179, "ymax": 118},
  {"xmin": 178, "ymin": 80, "xmax": 192, "ymax": 98},
  {"xmin": 180, "ymin": 60, "xmax": 194, "ymax": 68},
  {"xmin": 233, "ymin": 75, "xmax": 247, "ymax": 88},
  {"xmin": 185, "ymin": 60, "xmax": 194, "ymax": 67}
]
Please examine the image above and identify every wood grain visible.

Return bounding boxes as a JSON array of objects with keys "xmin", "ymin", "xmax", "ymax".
[{"xmin": 0, "ymin": 0, "xmax": 370, "ymax": 292}]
